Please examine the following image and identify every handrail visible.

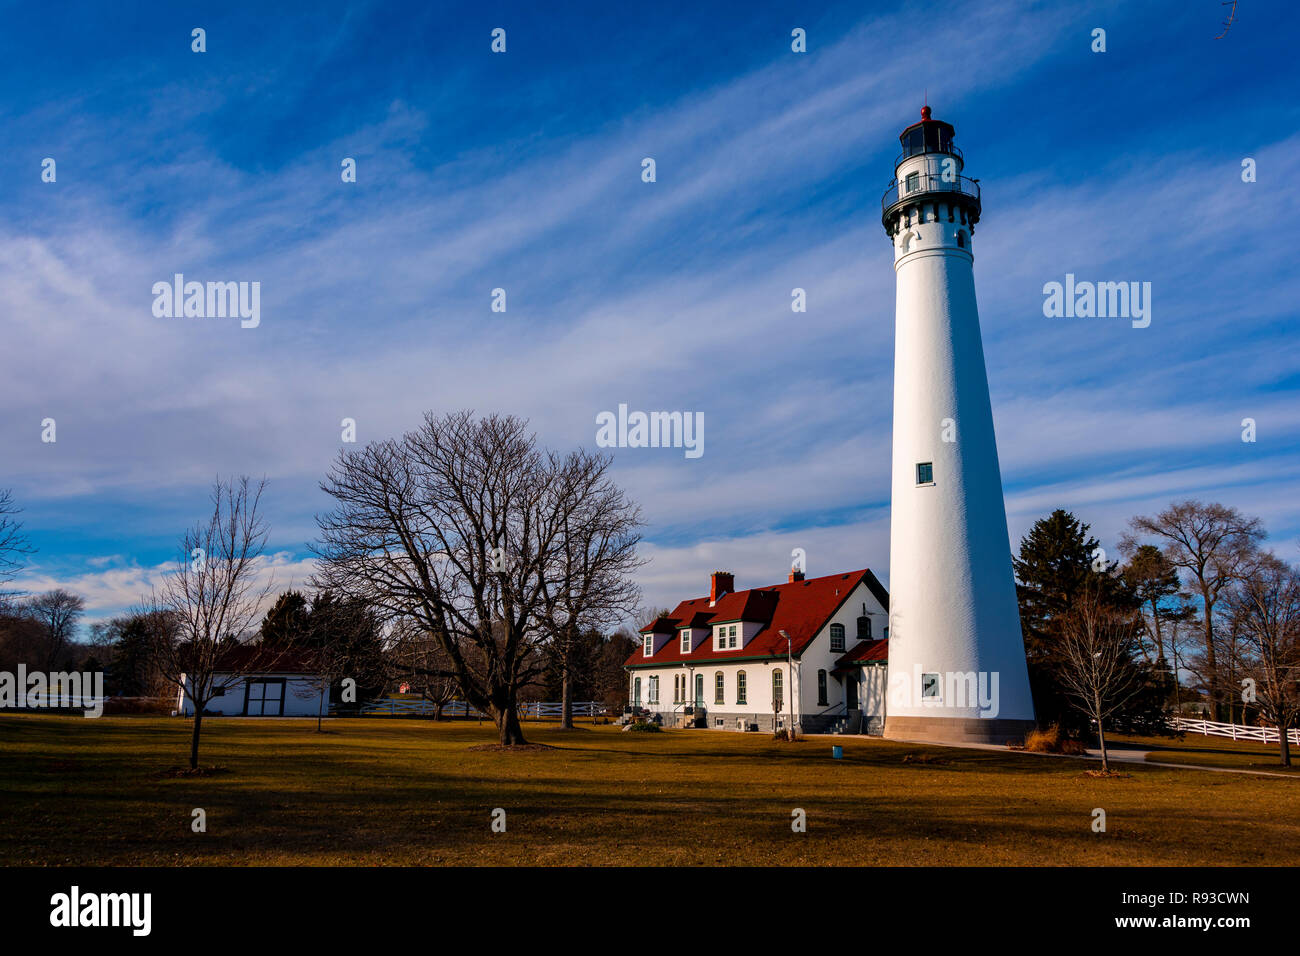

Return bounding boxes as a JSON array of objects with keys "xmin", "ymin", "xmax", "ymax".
[
  {"xmin": 810, "ymin": 701, "xmax": 848, "ymax": 718},
  {"xmin": 881, "ymin": 172, "xmax": 981, "ymax": 217}
]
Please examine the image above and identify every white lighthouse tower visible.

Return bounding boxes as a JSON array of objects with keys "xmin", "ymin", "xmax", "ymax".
[{"xmin": 881, "ymin": 107, "xmax": 1035, "ymax": 744}]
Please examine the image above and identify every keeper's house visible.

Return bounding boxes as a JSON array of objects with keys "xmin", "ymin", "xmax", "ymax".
[{"xmin": 624, "ymin": 568, "xmax": 889, "ymax": 734}]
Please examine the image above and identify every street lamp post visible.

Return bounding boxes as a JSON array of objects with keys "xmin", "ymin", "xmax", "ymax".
[{"xmin": 779, "ymin": 629, "xmax": 795, "ymax": 739}]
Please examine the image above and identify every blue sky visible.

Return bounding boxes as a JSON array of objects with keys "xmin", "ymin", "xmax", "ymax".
[{"xmin": 2, "ymin": 0, "xmax": 1297, "ymax": 628}]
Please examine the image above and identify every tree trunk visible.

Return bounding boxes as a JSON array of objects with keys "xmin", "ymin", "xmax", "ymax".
[
  {"xmin": 497, "ymin": 702, "xmax": 527, "ymax": 745},
  {"xmin": 1201, "ymin": 595, "xmax": 1221, "ymax": 721},
  {"xmin": 189, "ymin": 709, "xmax": 203, "ymax": 770},
  {"xmin": 1094, "ymin": 691, "xmax": 1108, "ymax": 773},
  {"xmin": 560, "ymin": 659, "xmax": 573, "ymax": 730},
  {"xmin": 1279, "ymin": 720, "xmax": 1291, "ymax": 768}
]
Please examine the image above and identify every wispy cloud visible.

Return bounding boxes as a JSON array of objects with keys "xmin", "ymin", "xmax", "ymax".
[{"xmin": 2, "ymin": 0, "xmax": 1296, "ymax": 624}]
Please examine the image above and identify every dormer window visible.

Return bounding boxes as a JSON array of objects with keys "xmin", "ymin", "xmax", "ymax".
[
  {"xmin": 857, "ymin": 616, "xmax": 872, "ymax": 640},
  {"xmin": 643, "ymin": 634, "xmax": 653, "ymax": 657},
  {"xmin": 712, "ymin": 623, "xmax": 742, "ymax": 650},
  {"xmin": 680, "ymin": 629, "xmax": 691, "ymax": 653}
]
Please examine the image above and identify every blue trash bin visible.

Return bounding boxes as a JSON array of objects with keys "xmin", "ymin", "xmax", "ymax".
[{"xmin": 832, "ymin": 745, "xmax": 843, "ymax": 759}]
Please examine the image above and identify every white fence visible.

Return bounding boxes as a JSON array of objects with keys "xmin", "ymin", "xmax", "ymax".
[
  {"xmin": 1170, "ymin": 716, "xmax": 1300, "ymax": 746},
  {"xmin": 347, "ymin": 698, "xmax": 604, "ymax": 719},
  {"xmin": 349, "ymin": 698, "xmax": 486, "ymax": 717},
  {"xmin": 518, "ymin": 701, "xmax": 604, "ymax": 718}
]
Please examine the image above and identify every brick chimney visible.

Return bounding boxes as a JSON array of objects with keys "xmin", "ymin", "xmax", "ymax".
[
  {"xmin": 788, "ymin": 568, "xmax": 805, "ymax": 583},
  {"xmin": 710, "ymin": 571, "xmax": 734, "ymax": 604}
]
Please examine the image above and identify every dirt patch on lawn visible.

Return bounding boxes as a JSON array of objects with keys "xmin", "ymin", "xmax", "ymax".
[
  {"xmin": 466, "ymin": 743, "xmax": 555, "ymax": 753},
  {"xmin": 902, "ymin": 753, "xmax": 952, "ymax": 765},
  {"xmin": 158, "ymin": 766, "xmax": 231, "ymax": 778}
]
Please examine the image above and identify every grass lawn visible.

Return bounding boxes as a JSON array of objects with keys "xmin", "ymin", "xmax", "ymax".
[
  {"xmin": 1108, "ymin": 731, "xmax": 1300, "ymax": 775},
  {"xmin": 1, "ymin": 715, "xmax": 1297, "ymax": 866}
]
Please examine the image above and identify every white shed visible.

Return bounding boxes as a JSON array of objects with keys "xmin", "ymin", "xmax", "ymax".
[{"xmin": 177, "ymin": 647, "xmax": 328, "ymax": 717}]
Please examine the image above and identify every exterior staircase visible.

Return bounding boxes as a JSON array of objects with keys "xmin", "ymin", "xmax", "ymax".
[{"xmin": 829, "ymin": 709, "xmax": 865, "ymax": 735}]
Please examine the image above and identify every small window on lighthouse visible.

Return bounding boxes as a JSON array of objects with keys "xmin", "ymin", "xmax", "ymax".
[
  {"xmin": 957, "ymin": 230, "xmax": 967, "ymax": 249},
  {"xmin": 916, "ymin": 462, "xmax": 934, "ymax": 485},
  {"xmin": 921, "ymin": 673, "xmax": 941, "ymax": 700},
  {"xmin": 905, "ymin": 172, "xmax": 919, "ymax": 193}
]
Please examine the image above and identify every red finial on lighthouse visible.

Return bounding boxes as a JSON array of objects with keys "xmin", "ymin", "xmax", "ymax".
[{"xmin": 921, "ymin": 105, "xmax": 932, "ymax": 121}]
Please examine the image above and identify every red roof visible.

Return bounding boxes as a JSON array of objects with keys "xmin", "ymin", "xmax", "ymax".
[
  {"xmin": 835, "ymin": 638, "xmax": 889, "ymax": 667},
  {"xmin": 212, "ymin": 645, "xmax": 321, "ymax": 674},
  {"xmin": 625, "ymin": 569, "xmax": 888, "ymax": 668}
]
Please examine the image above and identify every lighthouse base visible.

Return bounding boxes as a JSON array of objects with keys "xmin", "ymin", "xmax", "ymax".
[{"xmin": 883, "ymin": 715, "xmax": 1036, "ymax": 747}]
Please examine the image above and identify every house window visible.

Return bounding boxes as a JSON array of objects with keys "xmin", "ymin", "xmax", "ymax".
[
  {"xmin": 648, "ymin": 676, "xmax": 659, "ymax": 705},
  {"xmin": 714, "ymin": 672, "xmax": 725, "ymax": 705},
  {"xmin": 830, "ymin": 623, "xmax": 845, "ymax": 652},
  {"xmin": 905, "ymin": 171, "xmax": 920, "ymax": 193},
  {"xmin": 633, "ymin": 677, "xmax": 642, "ymax": 707},
  {"xmin": 680, "ymin": 629, "xmax": 691, "ymax": 653},
  {"xmin": 728, "ymin": 625, "xmax": 738, "ymax": 648},
  {"xmin": 817, "ymin": 670, "xmax": 828, "ymax": 706},
  {"xmin": 673, "ymin": 674, "xmax": 681, "ymax": 703},
  {"xmin": 857, "ymin": 616, "xmax": 872, "ymax": 640},
  {"xmin": 921, "ymin": 672, "xmax": 941, "ymax": 700},
  {"xmin": 246, "ymin": 679, "xmax": 284, "ymax": 717},
  {"xmin": 736, "ymin": 671, "xmax": 747, "ymax": 705},
  {"xmin": 772, "ymin": 670, "xmax": 783, "ymax": 710},
  {"xmin": 695, "ymin": 674, "xmax": 704, "ymax": 707},
  {"xmin": 916, "ymin": 462, "xmax": 934, "ymax": 485},
  {"xmin": 643, "ymin": 634, "xmax": 653, "ymax": 657}
]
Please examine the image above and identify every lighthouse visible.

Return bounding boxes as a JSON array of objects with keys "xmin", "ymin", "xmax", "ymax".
[{"xmin": 880, "ymin": 107, "xmax": 1036, "ymax": 744}]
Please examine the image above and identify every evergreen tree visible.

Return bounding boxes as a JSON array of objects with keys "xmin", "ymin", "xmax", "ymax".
[
  {"xmin": 259, "ymin": 590, "xmax": 310, "ymax": 648},
  {"xmin": 1120, "ymin": 543, "xmax": 1185, "ymax": 665},
  {"xmin": 1013, "ymin": 509, "xmax": 1142, "ymax": 734}
]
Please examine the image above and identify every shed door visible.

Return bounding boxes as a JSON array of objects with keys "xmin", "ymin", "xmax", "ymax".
[{"xmin": 246, "ymin": 679, "xmax": 284, "ymax": 716}]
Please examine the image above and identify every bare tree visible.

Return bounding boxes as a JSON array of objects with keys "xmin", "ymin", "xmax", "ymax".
[
  {"xmin": 1164, "ymin": 595, "xmax": 1201, "ymax": 715},
  {"xmin": 1222, "ymin": 553, "xmax": 1300, "ymax": 766},
  {"xmin": 314, "ymin": 411, "xmax": 642, "ymax": 746},
  {"xmin": 20, "ymin": 589, "xmax": 86, "ymax": 670},
  {"xmin": 1056, "ymin": 584, "xmax": 1146, "ymax": 772},
  {"xmin": 147, "ymin": 477, "xmax": 276, "ymax": 769},
  {"xmin": 0, "ymin": 489, "xmax": 35, "ymax": 607},
  {"xmin": 388, "ymin": 620, "xmax": 463, "ymax": 719},
  {"xmin": 537, "ymin": 449, "xmax": 643, "ymax": 729},
  {"xmin": 1125, "ymin": 501, "xmax": 1265, "ymax": 720},
  {"xmin": 1118, "ymin": 543, "xmax": 1185, "ymax": 666}
]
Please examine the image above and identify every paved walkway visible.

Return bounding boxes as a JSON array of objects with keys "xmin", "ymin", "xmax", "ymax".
[{"xmin": 804, "ymin": 732, "xmax": 1299, "ymax": 779}]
